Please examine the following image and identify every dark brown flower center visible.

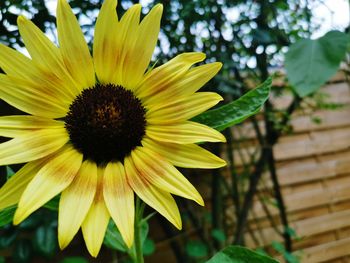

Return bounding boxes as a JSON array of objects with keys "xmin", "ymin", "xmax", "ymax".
[{"xmin": 65, "ymin": 83, "xmax": 146, "ymax": 164}]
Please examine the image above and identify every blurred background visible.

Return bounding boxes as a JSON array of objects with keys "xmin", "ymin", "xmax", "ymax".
[{"xmin": 0, "ymin": 0, "xmax": 349, "ymax": 262}]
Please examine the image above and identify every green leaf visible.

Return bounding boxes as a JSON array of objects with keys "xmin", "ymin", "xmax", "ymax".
[
  {"xmin": 271, "ymin": 241, "xmax": 299, "ymax": 263},
  {"xmin": 103, "ymin": 220, "xmax": 149, "ymax": 252},
  {"xmin": 255, "ymin": 248, "xmax": 270, "ymax": 257},
  {"xmin": 13, "ymin": 239, "xmax": 33, "ymax": 263},
  {"xmin": 271, "ymin": 241, "xmax": 284, "ymax": 253},
  {"xmin": 285, "ymin": 30, "xmax": 349, "ymax": 97},
  {"xmin": 207, "ymin": 246, "xmax": 279, "ymax": 263},
  {"xmin": 0, "ymin": 256, "xmax": 5, "ymax": 263},
  {"xmin": 211, "ymin": 229, "xmax": 226, "ymax": 243},
  {"xmin": 43, "ymin": 196, "xmax": 60, "ymax": 211},
  {"xmin": 140, "ymin": 221, "xmax": 149, "ymax": 246},
  {"xmin": 193, "ymin": 78, "xmax": 271, "ymax": 131},
  {"xmin": 0, "ymin": 205, "xmax": 16, "ymax": 227},
  {"xmin": 143, "ymin": 238, "xmax": 155, "ymax": 256},
  {"xmin": 186, "ymin": 240, "xmax": 208, "ymax": 258},
  {"xmin": 104, "ymin": 220, "xmax": 128, "ymax": 252},
  {"xmin": 60, "ymin": 257, "xmax": 88, "ymax": 263},
  {"xmin": 33, "ymin": 225, "xmax": 57, "ymax": 257},
  {"xmin": 6, "ymin": 166, "xmax": 15, "ymax": 180}
]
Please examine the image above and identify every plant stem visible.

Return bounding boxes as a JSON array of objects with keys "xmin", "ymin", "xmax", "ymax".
[
  {"xmin": 134, "ymin": 197, "xmax": 145, "ymax": 263},
  {"xmin": 211, "ymin": 144, "xmax": 224, "ymax": 250}
]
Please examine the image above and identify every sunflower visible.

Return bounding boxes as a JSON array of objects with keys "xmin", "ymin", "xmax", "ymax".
[{"xmin": 0, "ymin": 0, "xmax": 226, "ymax": 257}]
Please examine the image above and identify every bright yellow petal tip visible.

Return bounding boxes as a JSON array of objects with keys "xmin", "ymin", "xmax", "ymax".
[
  {"xmin": 152, "ymin": 3, "xmax": 164, "ymax": 14},
  {"xmin": 208, "ymin": 62, "xmax": 223, "ymax": 76},
  {"xmin": 214, "ymin": 61, "xmax": 223, "ymax": 70},
  {"xmin": 58, "ymin": 237, "xmax": 70, "ymax": 250},
  {"xmin": 197, "ymin": 195, "xmax": 205, "ymax": 207},
  {"xmin": 219, "ymin": 133, "xmax": 227, "ymax": 143},
  {"xmin": 218, "ymin": 158, "xmax": 227, "ymax": 167},
  {"xmin": 13, "ymin": 209, "xmax": 25, "ymax": 226},
  {"xmin": 174, "ymin": 218, "xmax": 183, "ymax": 230},
  {"xmin": 180, "ymin": 52, "xmax": 206, "ymax": 63},
  {"xmin": 17, "ymin": 15, "xmax": 27, "ymax": 25}
]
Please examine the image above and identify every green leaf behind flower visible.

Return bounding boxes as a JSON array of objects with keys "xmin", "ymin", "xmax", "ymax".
[
  {"xmin": 207, "ymin": 246, "xmax": 279, "ymax": 263},
  {"xmin": 104, "ymin": 220, "xmax": 129, "ymax": 252},
  {"xmin": 104, "ymin": 220, "xmax": 149, "ymax": 253},
  {"xmin": 193, "ymin": 78, "xmax": 271, "ymax": 131},
  {"xmin": 6, "ymin": 166, "xmax": 15, "ymax": 180},
  {"xmin": 0, "ymin": 205, "xmax": 16, "ymax": 227},
  {"xmin": 43, "ymin": 196, "xmax": 60, "ymax": 211}
]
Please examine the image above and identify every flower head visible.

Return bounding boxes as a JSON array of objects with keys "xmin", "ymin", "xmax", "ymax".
[{"xmin": 0, "ymin": 0, "xmax": 226, "ymax": 257}]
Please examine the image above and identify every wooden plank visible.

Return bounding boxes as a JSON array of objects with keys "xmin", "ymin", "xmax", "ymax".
[
  {"xmin": 291, "ymin": 107, "xmax": 350, "ymax": 133},
  {"xmin": 245, "ymin": 210, "xmax": 350, "ymax": 248},
  {"xmin": 293, "ymin": 232, "xmax": 337, "ymax": 251},
  {"xmin": 274, "ymin": 151, "xmax": 350, "ymax": 186},
  {"xmin": 320, "ymin": 82, "xmax": 350, "ymax": 105},
  {"xmin": 245, "ymin": 206, "xmax": 331, "ymax": 237},
  {"xmin": 232, "ymin": 107, "xmax": 350, "ymax": 140},
  {"xmin": 329, "ymin": 70, "xmax": 347, "ymax": 82},
  {"xmin": 274, "ymin": 126, "xmax": 350, "ymax": 161},
  {"xmin": 300, "ymin": 237, "xmax": 350, "ymax": 263},
  {"xmin": 270, "ymin": 82, "xmax": 350, "ymax": 109},
  {"xmin": 245, "ymin": 201, "xmax": 350, "ymax": 239},
  {"xmin": 222, "ymin": 125, "xmax": 350, "ymax": 166},
  {"xmin": 250, "ymin": 182, "xmax": 350, "ymax": 219}
]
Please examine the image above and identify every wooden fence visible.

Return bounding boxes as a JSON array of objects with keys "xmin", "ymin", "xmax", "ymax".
[{"xmin": 242, "ymin": 74, "xmax": 350, "ymax": 263}]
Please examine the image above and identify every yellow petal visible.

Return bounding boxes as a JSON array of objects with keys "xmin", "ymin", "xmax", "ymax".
[
  {"xmin": 58, "ymin": 161, "xmax": 98, "ymax": 249},
  {"xmin": 14, "ymin": 146, "xmax": 83, "ymax": 224},
  {"xmin": 0, "ymin": 128, "xmax": 69, "ymax": 166},
  {"xmin": 124, "ymin": 156, "xmax": 182, "ymax": 230},
  {"xmin": 121, "ymin": 4, "xmax": 163, "ymax": 89},
  {"xmin": 0, "ymin": 43, "xmax": 35, "ymax": 79},
  {"xmin": 17, "ymin": 16, "xmax": 81, "ymax": 94},
  {"xmin": 57, "ymin": 0, "xmax": 95, "ymax": 88},
  {"xmin": 170, "ymin": 62, "xmax": 222, "ymax": 95},
  {"xmin": 142, "ymin": 138, "xmax": 226, "ymax": 169},
  {"xmin": 0, "ymin": 44, "xmax": 77, "ymax": 100},
  {"xmin": 0, "ymin": 159, "xmax": 46, "ymax": 210},
  {"xmin": 146, "ymin": 92, "xmax": 223, "ymax": 124},
  {"xmin": 135, "ymin": 52, "xmax": 205, "ymax": 104},
  {"xmin": 93, "ymin": 0, "xmax": 119, "ymax": 84},
  {"xmin": 0, "ymin": 74, "xmax": 69, "ymax": 118},
  {"xmin": 17, "ymin": 15, "xmax": 61, "ymax": 68},
  {"xmin": 131, "ymin": 147, "xmax": 204, "ymax": 205},
  {"xmin": 0, "ymin": 116, "xmax": 64, "ymax": 137},
  {"xmin": 82, "ymin": 167, "xmax": 110, "ymax": 258},
  {"xmin": 142, "ymin": 62, "xmax": 222, "ymax": 107},
  {"xmin": 112, "ymin": 4, "xmax": 142, "ymax": 87},
  {"xmin": 103, "ymin": 162, "xmax": 134, "ymax": 248},
  {"xmin": 146, "ymin": 121, "xmax": 226, "ymax": 144}
]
